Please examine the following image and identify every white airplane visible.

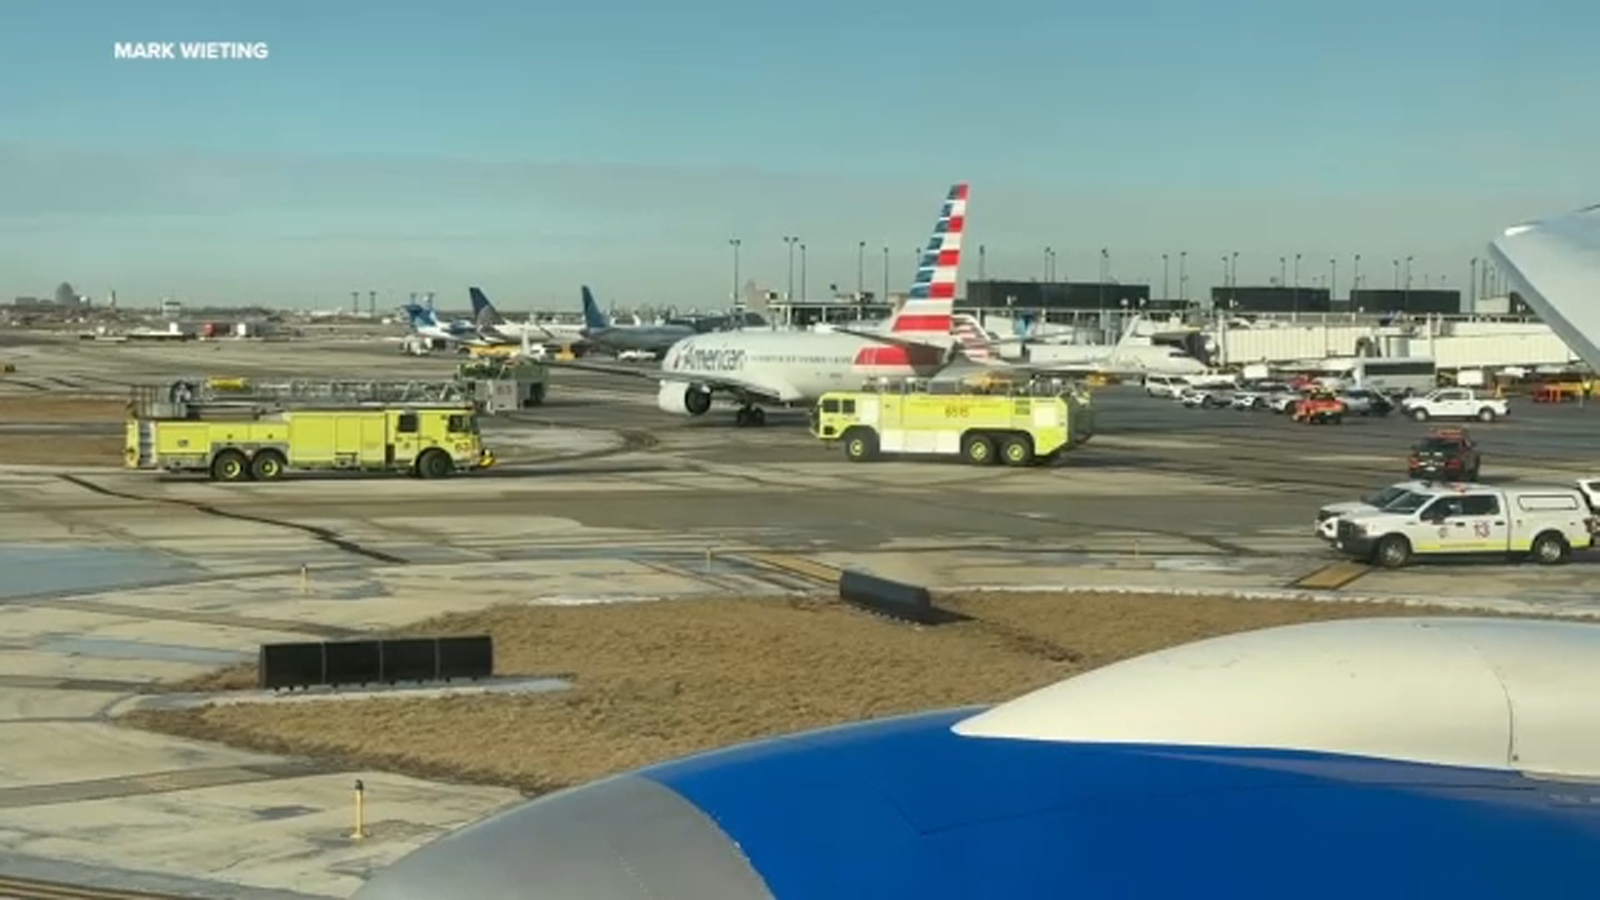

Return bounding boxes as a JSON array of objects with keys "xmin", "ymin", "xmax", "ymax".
[
  {"xmin": 560, "ymin": 183, "xmax": 972, "ymax": 426},
  {"xmin": 950, "ymin": 314, "xmax": 1211, "ymax": 378},
  {"xmin": 1488, "ymin": 202, "xmax": 1600, "ymax": 373},
  {"xmin": 469, "ymin": 288, "xmax": 585, "ymax": 345}
]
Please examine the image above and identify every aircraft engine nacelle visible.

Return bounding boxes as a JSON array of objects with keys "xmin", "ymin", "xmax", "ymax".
[{"xmin": 657, "ymin": 380, "xmax": 712, "ymax": 416}]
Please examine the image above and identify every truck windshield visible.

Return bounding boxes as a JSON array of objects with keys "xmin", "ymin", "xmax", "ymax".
[
  {"xmin": 1362, "ymin": 486, "xmax": 1407, "ymax": 507},
  {"xmin": 1382, "ymin": 491, "xmax": 1430, "ymax": 514}
]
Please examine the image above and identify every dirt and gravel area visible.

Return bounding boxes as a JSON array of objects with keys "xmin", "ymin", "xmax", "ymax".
[
  {"xmin": 0, "ymin": 395, "xmax": 127, "ymax": 465},
  {"xmin": 123, "ymin": 590, "xmax": 1509, "ymax": 796}
]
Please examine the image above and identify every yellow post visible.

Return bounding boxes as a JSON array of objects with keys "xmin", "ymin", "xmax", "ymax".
[
  {"xmin": 299, "ymin": 564, "xmax": 310, "ymax": 595},
  {"xmin": 350, "ymin": 779, "xmax": 367, "ymax": 840}
]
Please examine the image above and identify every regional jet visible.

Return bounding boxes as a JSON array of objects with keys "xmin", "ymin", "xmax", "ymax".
[{"xmin": 401, "ymin": 303, "xmax": 485, "ymax": 345}]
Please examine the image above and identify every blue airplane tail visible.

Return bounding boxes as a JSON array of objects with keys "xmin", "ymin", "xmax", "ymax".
[
  {"xmin": 580, "ymin": 286, "xmax": 610, "ymax": 330},
  {"xmin": 403, "ymin": 304, "xmax": 438, "ymax": 331},
  {"xmin": 469, "ymin": 287, "xmax": 502, "ymax": 328}
]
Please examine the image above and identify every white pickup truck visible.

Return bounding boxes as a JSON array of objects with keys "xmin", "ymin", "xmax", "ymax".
[
  {"xmin": 1400, "ymin": 388, "xmax": 1509, "ymax": 423},
  {"xmin": 1333, "ymin": 483, "xmax": 1598, "ymax": 567}
]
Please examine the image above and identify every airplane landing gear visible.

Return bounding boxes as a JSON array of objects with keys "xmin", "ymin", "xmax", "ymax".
[{"xmin": 734, "ymin": 406, "xmax": 767, "ymax": 427}]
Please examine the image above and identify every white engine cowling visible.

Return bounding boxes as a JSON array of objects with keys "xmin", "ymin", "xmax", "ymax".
[{"xmin": 657, "ymin": 380, "xmax": 712, "ymax": 416}]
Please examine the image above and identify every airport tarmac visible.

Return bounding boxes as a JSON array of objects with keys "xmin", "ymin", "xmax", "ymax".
[{"xmin": 0, "ymin": 333, "xmax": 1598, "ymax": 897}]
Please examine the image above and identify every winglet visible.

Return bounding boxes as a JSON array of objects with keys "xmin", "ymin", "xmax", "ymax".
[
  {"xmin": 580, "ymin": 286, "xmax": 611, "ymax": 330},
  {"xmin": 886, "ymin": 183, "xmax": 966, "ymax": 340}
]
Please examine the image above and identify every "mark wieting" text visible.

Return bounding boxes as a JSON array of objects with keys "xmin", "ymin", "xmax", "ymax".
[{"xmin": 113, "ymin": 42, "xmax": 270, "ymax": 60}]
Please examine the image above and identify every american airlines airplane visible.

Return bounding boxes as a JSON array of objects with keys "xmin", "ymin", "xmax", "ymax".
[{"xmin": 645, "ymin": 183, "xmax": 970, "ymax": 426}]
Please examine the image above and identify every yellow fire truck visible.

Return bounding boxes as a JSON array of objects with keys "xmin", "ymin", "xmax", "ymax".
[
  {"xmin": 125, "ymin": 380, "xmax": 495, "ymax": 481},
  {"xmin": 811, "ymin": 380, "xmax": 1095, "ymax": 465}
]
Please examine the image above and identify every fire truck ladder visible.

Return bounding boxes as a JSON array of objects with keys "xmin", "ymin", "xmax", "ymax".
[{"xmin": 151, "ymin": 378, "xmax": 473, "ymax": 409}]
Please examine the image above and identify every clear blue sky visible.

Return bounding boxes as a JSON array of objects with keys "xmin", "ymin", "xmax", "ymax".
[{"xmin": 0, "ymin": 0, "xmax": 1594, "ymax": 310}]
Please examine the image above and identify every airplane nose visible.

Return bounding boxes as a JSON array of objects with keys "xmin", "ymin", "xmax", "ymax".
[{"xmin": 352, "ymin": 774, "xmax": 775, "ymax": 900}]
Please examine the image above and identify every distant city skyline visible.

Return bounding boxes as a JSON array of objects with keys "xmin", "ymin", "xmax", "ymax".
[{"xmin": 1, "ymin": 0, "xmax": 1593, "ymax": 308}]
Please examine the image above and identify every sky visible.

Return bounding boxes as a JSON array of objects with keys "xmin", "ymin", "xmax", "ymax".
[{"xmin": 0, "ymin": 0, "xmax": 1595, "ymax": 310}]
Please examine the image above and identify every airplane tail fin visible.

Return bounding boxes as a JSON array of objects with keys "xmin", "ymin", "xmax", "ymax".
[
  {"xmin": 580, "ymin": 286, "xmax": 611, "ymax": 330},
  {"xmin": 884, "ymin": 183, "xmax": 967, "ymax": 344},
  {"xmin": 402, "ymin": 304, "xmax": 437, "ymax": 331},
  {"xmin": 951, "ymin": 313, "xmax": 999, "ymax": 363},
  {"xmin": 469, "ymin": 287, "xmax": 504, "ymax": 327}
]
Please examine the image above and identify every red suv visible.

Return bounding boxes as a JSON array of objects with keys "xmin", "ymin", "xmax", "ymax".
[{"xmin": 1408, "ymin": 428, "xmax": 1481, "ymax": 481}]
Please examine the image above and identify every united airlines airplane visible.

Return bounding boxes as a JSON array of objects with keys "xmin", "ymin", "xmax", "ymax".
[
  {"xmin": 353, "ymin": 616, "xmax": 1600, "ymax": 900},
  {"xmin": 1488, "ymin": 202, "xmax": 1600, "ymax": 373}
]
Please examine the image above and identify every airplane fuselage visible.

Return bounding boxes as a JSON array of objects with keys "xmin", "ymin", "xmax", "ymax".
[
  {"xmin": 1029, "ymin": 342, "xmax": 1208, "ymax": 376},
  {"xmin": 590, "ymin": 325, "xmax": 699, "ymax": 356},
  {"xmin": 658, "ymin": 330, "xmax": 947, "ymax": 406}
]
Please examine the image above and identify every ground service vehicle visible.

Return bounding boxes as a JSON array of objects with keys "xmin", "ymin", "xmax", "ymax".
[
  {"xmin": 1408, "ymin": 428, "xmax": 1481, "ymax": 481},
  {"xmin": 1335, "ymin": 484, "xmax": 1598, "ymax": 568},
  {"xmin": 1293, "ymin": 391, "xmax": 1346, "ymax": 424},
  {"xmin": 1322, "ymin": 357, "xmax": 1439, "ymax": 396},
  {"xmin": 812, "ymin": 382, "xmax": 1094, "ymax": 465},
  {"xmin": 1338, "ymin": 388, "xmax": 1394, "ymax": 417},
  {"xmin": 1401, "ymin": 388, "xmax": 1509, "ymax": 422},
  {"xmin": 1142, "ymin": 374, "xmax": 1187, "ymax": 398},
  {"xmin": 126, "ymin": 382, "xmax": 494, "ymax": 481}
]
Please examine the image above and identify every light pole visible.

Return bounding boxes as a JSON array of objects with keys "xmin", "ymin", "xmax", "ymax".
[
  {"xmin": 1353, "ymin": 253, "xmax": 1362, "ymax": 292},
  {"xmin": 1278, "ymin": 256, "xmax": 1286, "ymax": 287},
  {"xmin": 1043, "ymin": 247, "xmax": 1053, "ymax": 281},
  {"xmin": 1220, "ymin": 255, "xmax": 1229, "ymax": 303},
  {"xmin": 1293, "ymin": 253, "xmax": 1301, "ymax": 315},
  {"xmin": 1162, "ymin": 253, "xmax": 1170, "ymax": 301},
  {"xmin": 1099, "ymin": 248, "xmax": 1108, "ymax": 308},
  {"xmin": 882, "ymin": 245, "xmax": 889, "ymax": 302},
  {"xmin": 1392, "ymin": 258, "xmax": 1400, "ymax": 290},
  {"xmin": 1179, "ymin": 251, "xmax": 1187, "ymax": 301},
  {"xmin": 856, "ymin": 241, "xmax": 865, "ymax": 297},
  {"xmin": 1405, "ymin": 255, "xmax": 1414, "ymax": 289},
  {"xmin": 1329, "ymin": 257, "xmax": 1337, "ymax": 301},
  {"xmin": 800, "ymin": 243, "xmax": 808, "ymax": 302},
  {"xmin": 783, "ymin": 236, "xmax": 799, "ymax": 301},
  {"xmin": 978, "ymin": 244, "xmax": 986, "ymax": 281},
  {"xmin": 729, "ymin": 238, "xmax": 741, "ymax": 306},
  {"xmin": 1230, "ymin": 251, "xmax": 1239, "ymax": 287}
]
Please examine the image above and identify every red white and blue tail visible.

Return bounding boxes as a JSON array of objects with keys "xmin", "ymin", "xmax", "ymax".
[{"xmin": 885, "ymin": 183, "xmax": 966, "ymax": 343}]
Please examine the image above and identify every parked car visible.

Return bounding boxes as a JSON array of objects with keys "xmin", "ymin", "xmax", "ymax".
[
  {"xmin": 1179, "ymin": 385, "xmax": 1236, "ymax": 409},
  {"xmin": 1232, "ymin": 381, "xmax": 1296, "ymax": 410}
]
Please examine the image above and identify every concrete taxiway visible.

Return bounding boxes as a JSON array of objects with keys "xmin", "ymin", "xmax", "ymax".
[{"xmin": 0, "ymin": 332, "xmax": 1597, "ymax": 897}]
